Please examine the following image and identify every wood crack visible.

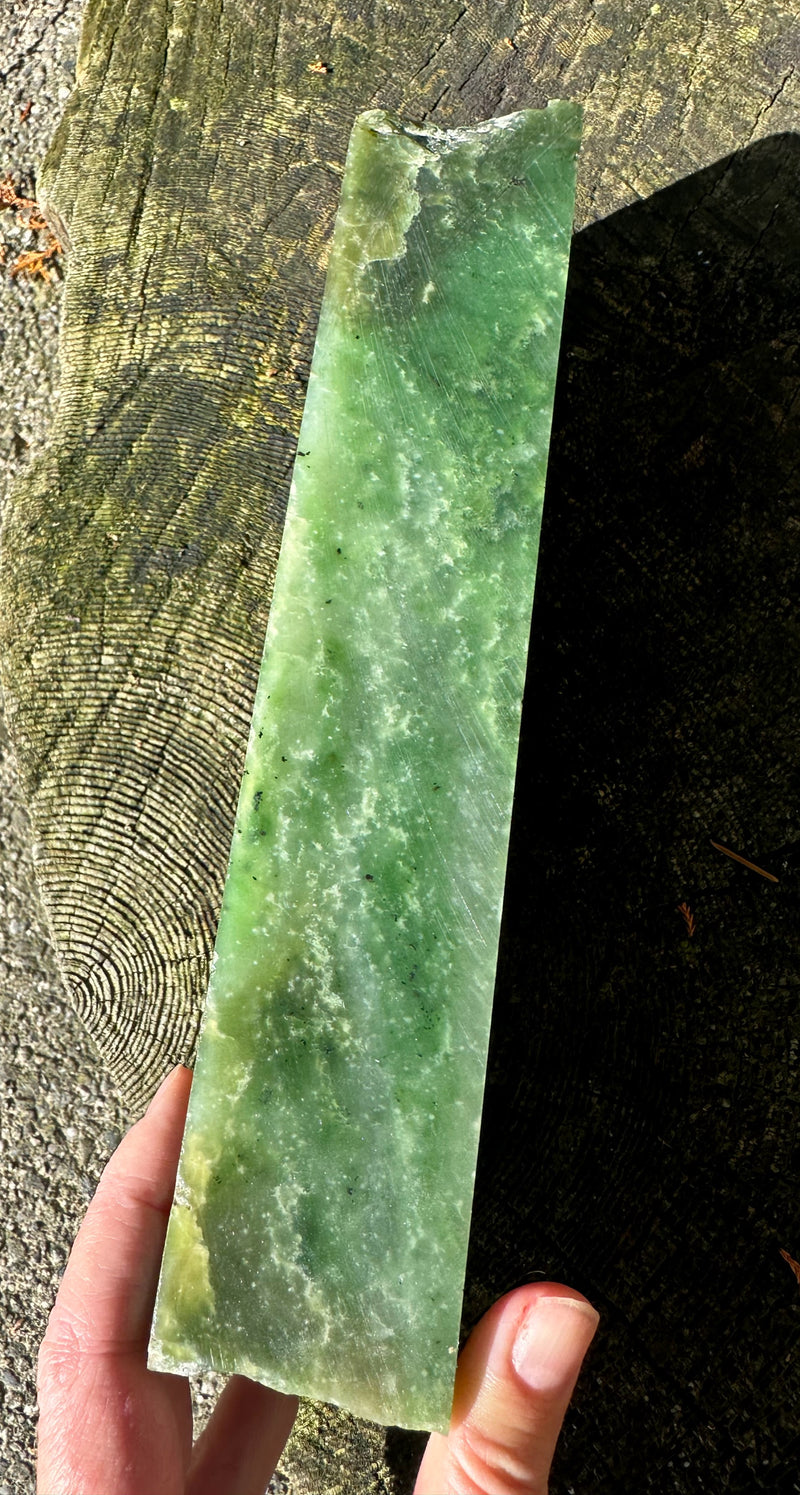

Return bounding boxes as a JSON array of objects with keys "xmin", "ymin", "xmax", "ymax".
[
  {"xmin": 410, "ymin": 5, "xmax": 468, "ymax": 81},
  {"xmin": 746, "ymin": 64, "xmax": 796, "ymax": 145}
]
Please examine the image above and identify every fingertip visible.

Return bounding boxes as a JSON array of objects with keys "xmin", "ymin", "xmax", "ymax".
[
  {"xmin": 416, "ymin": 1284, "xmax": 599, "ymax": 1495},
  {"xmin": 451, "ymin": 1281, "xmax": 594, "ymax": 1424},
  {"xmin": 147, "ymin": 1063, "xmax": 193, "ymax": 1110},
  {"xmin": 46, "ymin": 1067, "xmax": 196, "ymax": 1364},
  {"xmin": 140, "ymin": 1064, "xmax": 193, "ymax": 1134},
  {"xmin": 102, "ymin": 1064, "xmax": 192, "ymax": 1198}
]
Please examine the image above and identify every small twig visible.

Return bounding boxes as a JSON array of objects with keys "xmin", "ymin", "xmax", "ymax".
[
  {"xmin": 0, "ymin": 172, "xmax": 38, "ymax": 220},
  {"xmin": 677, "ymin": 901, "xmax": 696, "ymax": 937},
  {"xmin": 780, "ymin": 1248, "xmax": 800, "ymax": 1286},
  {"xmin": 711, "ymin": 840, "xmax": 778, "ymax": 883},
  {"xmin": 9, "ymin": 243, "xmax": 61, "ymax": 280},
  {"xmin": 0, "ymin": 171, "xmax": 62, "ymax": 281}
]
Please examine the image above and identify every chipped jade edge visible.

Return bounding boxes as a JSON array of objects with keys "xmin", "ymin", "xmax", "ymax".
[{"xmin": 148, "ymin": 101, "xmax": 581, "ymax": 1433}]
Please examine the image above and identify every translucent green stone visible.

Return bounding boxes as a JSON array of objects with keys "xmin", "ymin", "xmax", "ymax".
[{"xmin": 149, "ymin": 102, "xmax": 580, "ymax": 1432}]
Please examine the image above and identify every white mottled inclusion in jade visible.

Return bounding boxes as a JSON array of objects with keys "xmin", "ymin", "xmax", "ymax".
[{"xmin": 149, "ymin": 102, "xmax": 581, "ymax": 1432}]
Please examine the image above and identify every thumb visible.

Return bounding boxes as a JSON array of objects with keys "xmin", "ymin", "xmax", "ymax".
[{"xmin": 414, "ymin": 1284, "xmax": 598, "ymax": 1495}]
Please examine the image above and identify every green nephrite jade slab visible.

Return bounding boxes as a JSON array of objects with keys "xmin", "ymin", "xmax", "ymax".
[{"xmin": 149, "ymin": 101, "xmax": 581, "ymax": 1432}]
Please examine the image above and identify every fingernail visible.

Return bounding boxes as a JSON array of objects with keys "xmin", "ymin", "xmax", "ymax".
[{"xmin": 512, "ymin": 1295, "xmax": 599, "ymax": 1395}]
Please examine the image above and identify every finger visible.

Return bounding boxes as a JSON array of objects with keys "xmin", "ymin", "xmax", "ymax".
[
  {"xmin": 185, "ymin": 1376, "xmax": 299, "ymax": 1495},
  {"xmin": 43, "ymin": 1063, "xmax": 195, "ymax": 1358},
  {"xmin": 414, "ymin": 1283, "xmax": 598, "ymax": 1495},
  {"xmin": 37, "ymin": 1066, "xmax": 195, "ymax": 1495}
]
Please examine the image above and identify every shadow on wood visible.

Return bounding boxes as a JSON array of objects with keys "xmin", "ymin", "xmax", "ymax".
[{"xmin": 392, "ymin": 132, "xmax": 800, "ymax": 1495}]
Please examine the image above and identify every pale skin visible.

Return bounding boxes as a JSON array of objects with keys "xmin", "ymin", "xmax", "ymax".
[{"xmin": 37, "ymin": 1066, "xmax": 599, "ymax": 1495}]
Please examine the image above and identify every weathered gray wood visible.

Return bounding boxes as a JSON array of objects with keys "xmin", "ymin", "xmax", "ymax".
[
  {"xmin": 1, "ymin": 1, "xmax": 799, "ymax": 1491},
  {"xmin": 3, "ymin": 0, "xmax": 796, "ymax": 1114}
]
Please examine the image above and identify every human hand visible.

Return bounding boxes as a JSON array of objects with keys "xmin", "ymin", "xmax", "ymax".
[{"xmin": 37, "ymin": 1066, "xmax": 598, "ymax": 1495}]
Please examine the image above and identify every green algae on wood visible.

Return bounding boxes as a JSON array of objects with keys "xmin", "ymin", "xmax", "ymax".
[{"xmin": 149, "ymin": 101, "xmax": 581, "ymax": 1433}]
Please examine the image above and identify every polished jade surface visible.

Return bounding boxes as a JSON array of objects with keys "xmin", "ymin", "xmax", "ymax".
[{"xmin": 149, "ymin": 102, "xmax": 581, "ymax": 1432}]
